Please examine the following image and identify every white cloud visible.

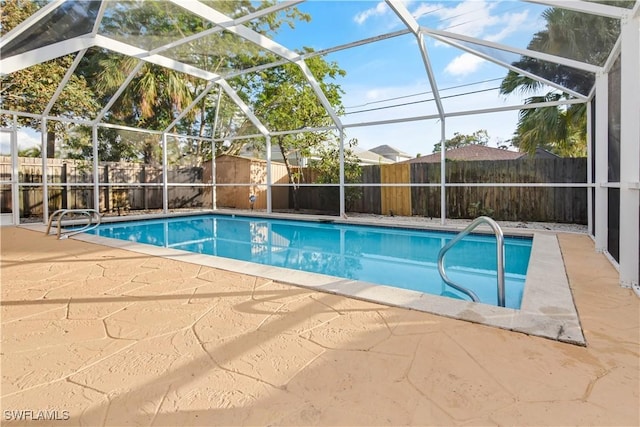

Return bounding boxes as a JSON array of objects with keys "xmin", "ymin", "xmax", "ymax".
[
  {"xmin": 412, "ymin": 2, "xmax": 443, "ymax": 20},
  {"xmin": 0, "ymin": 129, "xmax": 40, "ymax": 154},
  {"xmin": 486, "ymin": 10, "xmax": 530, "ymax": 43},
  {"xmin": 364, "ymin": 88, "xmax": 384, "ymax": 101},
  {"xmin": 0, "ymin": 141, "xmax": 8, "ymax": 156},
  {"xmin": 413, "ymin": 1, "xmax": 534, "ymax": 77},
  {"xmin": 17, "ymin": 129, "xmax": 41, "ymax": 150},
  {"xmin": 427, "ymin": 0, "xmax": 500, "ymax": 38},
  {"xmin": 444, "ymin": 53, "xmax": 486, "ymax": 76},
  {"xmin": 354, "ymin": 1, "xmax": 389, "ymax": 25}
]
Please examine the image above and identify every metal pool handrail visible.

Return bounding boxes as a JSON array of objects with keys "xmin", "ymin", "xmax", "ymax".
[
  {"xmin": 437, "ymin": 216, "xmax": 505, "ymax": 307},
  {"xmin": 45, "ymin": 209, "xmax": 102, "ymax": 239}
]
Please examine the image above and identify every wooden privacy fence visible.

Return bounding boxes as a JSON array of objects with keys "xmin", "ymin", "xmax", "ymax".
[
  {"xmin": 298, "ymin": 158, "xmax": 588, "ymax": 224},
  {"xmin": 3, "ymin": 156, "xmax": 588, "ymax": 223},
  {"xmin": 1, "ymin": 156, "xmax": 206, "ymax": 217},
  {"xmin": 2, "ymin": 155, "xmax": 290, "ymax": 217},
  {"xmin": 408, "ymin": 158, "xmax": 587, "ymax": 223}
]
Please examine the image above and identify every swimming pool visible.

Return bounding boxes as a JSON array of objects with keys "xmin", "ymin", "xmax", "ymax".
[{"xmin": 86, "ymin": 214, "xmax": 532, "ymax": 309}]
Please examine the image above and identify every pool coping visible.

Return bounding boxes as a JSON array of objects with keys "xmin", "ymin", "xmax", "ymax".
[{"xmin": 30, "ymin": 210, "xmax": 586, "ymax": 345}]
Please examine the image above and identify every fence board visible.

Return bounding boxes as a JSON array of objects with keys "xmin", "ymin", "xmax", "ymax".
[
  {"xmin": 381, "ymin": 163, "xmax": 411, "ymax": 216},
  {"xmin": 362, "ymin": 165, "xmax": 381, "ymax": 214}
]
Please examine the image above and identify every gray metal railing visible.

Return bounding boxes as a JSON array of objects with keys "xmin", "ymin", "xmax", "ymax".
[
  {"xmin": 437, "ymin": 216, "xmax": 505, "ymax": 307},
  {"xmin": 45, "ymin": 209, "xmax": 101, "ymax": 240}
]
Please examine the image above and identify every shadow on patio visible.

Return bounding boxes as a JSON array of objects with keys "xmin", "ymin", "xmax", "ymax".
[{"xmin": 1, "ymin": 227, "xmax": 638, "ymax": 426}]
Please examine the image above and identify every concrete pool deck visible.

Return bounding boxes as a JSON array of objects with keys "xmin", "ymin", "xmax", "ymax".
[{"xmin": 1, "ymin": 225, "xmax": 639, "ymax": 426}]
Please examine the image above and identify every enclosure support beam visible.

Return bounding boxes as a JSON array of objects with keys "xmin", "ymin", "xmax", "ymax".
[
  {"xmin": 594, "ymin": 73, "xmax": 608, "ymax": 253},
  {"xmin": 41, "ymin": 119, "xmax": 48, "ymax": 224},
  {"xmin": 164, "ymin": 82, "xmax": 216, "ymax": 133},
  {"xmin": 43, "ymin": 49, "xmax": 88, "ymax": 117},
  {"xmin": 386, "ymin": 1, "xmax": 447, "ymax": 223},
  {"xmin": 0, "ymin": 36, "xmax": 95, "ymax": 75},
  {"xmin": 585, "ymin": 96, "xmax": 595, "ymax": 236},
  {"xmin": 170, "ymin": 0, "xmax": 343, "ymax": 130},
  {"xmin": 11, "ymin": 115, "xmax": 19, "ymax": 226},
  {"xmin": 211, "ymin": 155, "xmax": 217, "ymax": 211},
  {"xmin": 211, "ymin": 88, "xmax": 222, "ymax": 211},
  {"xmin": 440, "ymin": 119, "xmax": 446, "ymax": 225},
  {"xmin": 217, "ymin": 80, "xmax": 269, "ymax": 136},
  {"xmin": 266, "ymin": 135, "xmax": 272, "ymax": 214},
  {"xmin": 92, "ymin": 125, "xmax": 99, "ymax": 213},
  {"xmin": 411, "ymin": 31, "xmax": 451, "ymax": 222},
  {"xmin": 421, "ymin": 27, "xmax": 601, "ymax": 75},
  {"xmin": 618, "ymin": 15, "xmax": 640, "ymax": 288},
  {"xmin": 426, "ymin": 33, "xmax": 588, "ymax": 101},
  {"xmin": 162, "ymin": 134, "xmax": 168, "ymax": 214},
  {"xmin": 339, "ymin": 130, "xmax": 345, "ymax": 218}
]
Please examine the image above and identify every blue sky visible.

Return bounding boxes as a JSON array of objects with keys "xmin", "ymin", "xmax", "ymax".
[{"xmin": 270, "ymin": 0, "xmax": 553, "ymax": 156}]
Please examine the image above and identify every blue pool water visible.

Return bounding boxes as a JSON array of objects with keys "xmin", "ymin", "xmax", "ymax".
[{"xmin": 86, "ymin": 215, "xmax": 532, "ymax": 308}]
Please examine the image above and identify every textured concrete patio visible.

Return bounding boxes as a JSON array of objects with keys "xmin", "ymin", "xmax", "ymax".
[{"xmin": 1, "ymin": 226, "xmax": 638, "ymax": 426}]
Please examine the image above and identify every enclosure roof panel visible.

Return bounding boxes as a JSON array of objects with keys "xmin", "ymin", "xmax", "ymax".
[
  {"xmin": 97, "ymin": 1, "xmax": 215, "ymax": 51},
  {"xmin": 1, "ymin": 0, "xmax": 101, "ymax": 59},
  {"xmin": 0, "ymin": 0, "xmax": 636, "ymax": 135}
]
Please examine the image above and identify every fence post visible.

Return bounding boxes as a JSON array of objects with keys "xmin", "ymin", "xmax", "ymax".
[
  {"xmin": 141, "ymin": 165, "xmax": 147, "ymax": 210},
  {"xmin": 23, "ymin": 171, "xmax": 31, "ymax": 217},
  {"xmin": 103, "ymin": 164, "xmax": 110, "ymax": 212},
  {"xmin": 61, "ymin": 162, "xmax": 68, "ymax": 209}
]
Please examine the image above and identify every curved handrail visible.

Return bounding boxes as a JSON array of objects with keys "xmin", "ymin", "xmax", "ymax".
[
  {"xmin": 437, "ymin": 216, "xmax": 505, "ymax": 307},
  {"xmin": 45, "ymin": 209, "xmax": 101, "ymax": 239},
  {"xmin": 45, "ymin": 209, "xmax": 68, "ymax": 236}
]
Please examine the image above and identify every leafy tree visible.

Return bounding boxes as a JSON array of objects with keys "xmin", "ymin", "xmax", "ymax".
[
  {"xmin": 18, "ymin": 146, "xmax": 41, "ymax": 157},
  {"xmin": 3, "ymin": 0, "xmax": 312, "ymax": 164},
  {"xmin": 62, "ymin": 126, "xmax": 155, "ymax": 163},
  {"xmin": 0, "ymin": 0, "xmax": 100, "ymax": 158},
  {"xmin": 500, "ymin": 3, "xmax": 632, "ymax": 156},
  {"xmin": 308, "ymin": 138, "xmax": 362, "ymax": 212},
  {"xmin": 242, "ymin": 50, "xmax": 346, "ymax": 210},
  {"xmin": 4, "ymin": 0, "xmax": 350, "ymax": 211},
  {"xmin": 432, "ymin": 130, "xmax": 489, "ymax": 153},
  {"xmin": 90, "ymin": 0, "xmax": 310, "ymax": 164}
]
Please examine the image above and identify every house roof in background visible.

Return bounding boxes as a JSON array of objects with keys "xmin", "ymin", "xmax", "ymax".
[
  {"xmin": 526, "ymin": 148, "xmax": 561, "ymax": 159},
  {"xmin": 401, "ymin": 145, "xmax": 524, "ymax": 164},
  {"xmin": 353, "ymin": 147, "xmax": 394, "ymax": 165},
  {"xmin": 369, "ymin": 145, "xmax": 412, "ymax": 158}
]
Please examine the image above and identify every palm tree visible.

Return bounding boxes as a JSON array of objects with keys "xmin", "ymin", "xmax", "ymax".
[
  {"xmin": 93, "ymin": 55, "xmax": 195, "ymax": 129},
  {"xmin": 500, "ymin": 3, "xmax": 628, "ymax": 156}
]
